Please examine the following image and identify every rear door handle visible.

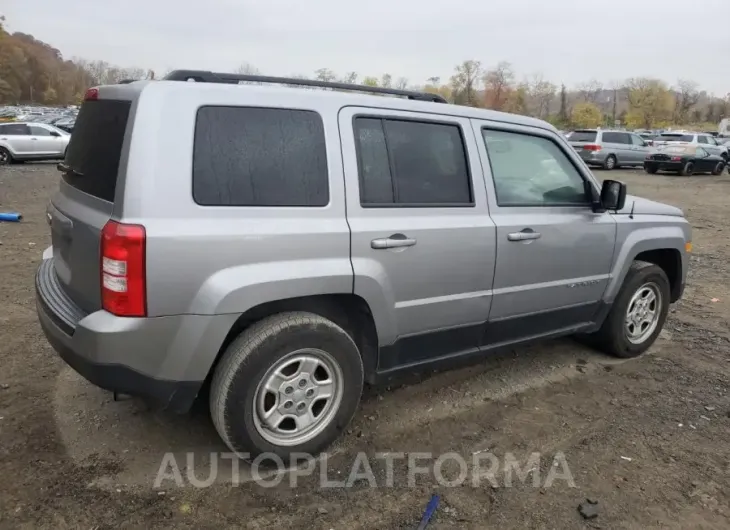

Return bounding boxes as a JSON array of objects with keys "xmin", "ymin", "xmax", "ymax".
[
  {"xmin": 508, "ymin": 230, "xmax": 541, "ymax": 242},
  {"xmin": 371, "ymin": 234, "xmax": 417, "ymax": 249}
]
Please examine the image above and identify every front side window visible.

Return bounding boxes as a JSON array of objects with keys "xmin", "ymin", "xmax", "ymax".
[
  {"xmin": 483, "ymin": 129, "xmax": 589, "ymax": 207},
  {"xmin": 30, "ymin": 126, "xmax": 52, "ymax": 136}
]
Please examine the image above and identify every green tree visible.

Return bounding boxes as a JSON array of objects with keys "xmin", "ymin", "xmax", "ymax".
[
  {"xmin": 571, "ymin": 102, "xmax": 602, "ymax": 128},
  {"xmin": 625, "ymin": 78, "xmax": 674, "ymax": 128}
]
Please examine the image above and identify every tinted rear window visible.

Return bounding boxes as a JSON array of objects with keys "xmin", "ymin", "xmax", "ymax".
[
  {"xmin": 63, "ymin": 99, "xmax": 131, "ymax": 202},
  {"xmin": 656, "ymin": 134, "xmax": 693, "ymax": 142},
  {"xmin": 602, "ymin": 132, "xmax": 630, "ymax": 144},
  {"xmin": 193, "ymin": 107, "xmax": 329, "ymax": 207},
  {"xmin": 568, "ymin": 131, "xmax": 597, "ymax": 142}
]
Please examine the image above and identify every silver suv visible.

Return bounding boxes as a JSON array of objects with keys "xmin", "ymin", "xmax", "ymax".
[
  {"xmin": 568, "ymin": 129, "xmax": 654, "ymax": 170},
  {"xmin": 36, "ymin": 71, "xmax": 692, "ymax": 460},
  {"xmin": 0, "ymin": 122, "xmax": 71, "ymax": 164}
]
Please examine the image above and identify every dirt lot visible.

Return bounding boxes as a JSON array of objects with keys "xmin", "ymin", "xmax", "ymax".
[{"xmin": 1, "ymin": 163, "xmax": 729, "ymax": 529}]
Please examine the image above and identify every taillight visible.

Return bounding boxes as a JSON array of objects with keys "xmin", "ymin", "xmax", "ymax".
[
  {"xmin": 583, "ymin": 144, "xmax": 601, "ymax": 151},
  {"xmin": 85, "ymin": 87, "xmax": 99, "ymax": 100},
  {"xmin": 671, "ymin": 156, "xmax": 682, "ymax": 161},
  {"xmin": 101, "ymin": 220, "xmax": 146, "ymax": 317}
]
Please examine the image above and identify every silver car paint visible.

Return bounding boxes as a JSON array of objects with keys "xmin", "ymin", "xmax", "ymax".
[
  {"xmin": 0, "ymin": 122, "xmax": 70, "ymax": 160},
  {"xmin": 38, "ymin": 80, "xmax": 692, "ymax": 385},
  {"xmin": 571, "ymin": 130, "xmax": 652, "ymax": 167}
]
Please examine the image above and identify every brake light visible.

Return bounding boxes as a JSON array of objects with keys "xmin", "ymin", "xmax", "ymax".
[
  {"xmin": 84, "ymin": 87, "xmax": 99, "ymax": 101},
  {"xmin": 583, "ymin": 144, "xmax": 601, "ymax": 151},
  {"xmin": 101, "ymin": 220, "xmax": 146, "ymax": 317},
  {"xmin": 671, "ymin": 156, "xmax": 682, "ymax": 161}
]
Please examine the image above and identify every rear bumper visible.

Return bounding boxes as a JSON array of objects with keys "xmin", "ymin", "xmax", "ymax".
[
  {"xmin": 578, "ymin": 151, "xmax": 608, "ymax": 165},
  {"xmin": 644, "ymin": 161, "xmax": 682, "ymax": 171},
  {"xmin": 35, "ymin": 257, "xmax": 233, "ymax": 413}
]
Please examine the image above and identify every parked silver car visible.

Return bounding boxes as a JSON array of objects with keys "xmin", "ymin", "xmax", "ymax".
[
  {"xmin": 36, "ymin": 71, "xmax": 691, "ymax": 461},
  {"xmin": 0, "ymin": 122, "xmax": 71, "ymax": 164},
  {"xmin": 653, "ymin": 132, "xmax": 729, "ymax": 160},
  {"xmin": 568, "ymin": 129, "xmax": 654, "ymax": 169}
]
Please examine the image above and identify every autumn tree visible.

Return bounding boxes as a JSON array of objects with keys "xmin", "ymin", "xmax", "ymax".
[
  {"xmin": 451, "ymin": 60, "xmax": 481, "ymax": 107},
  {"xmin": 577, "ymin": 79, "xmax": 603, "ymax": 105},
  {"xmin": 483, "ymin": 61, "xmax": 513, "ymax": 111},
  {"xmin": 571, "ymin": 102, "xmax": 602, "ymax": 128},
  {"xmin": 625, "ymin": 77, "xmax": 674, "ymax": 128}
]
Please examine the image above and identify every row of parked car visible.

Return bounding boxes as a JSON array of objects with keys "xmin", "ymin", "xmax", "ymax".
[
  {"xmin": 565, "ymin": 128, "xmax": 729, "ymax": 176},
  {"xmin": 0, "ymin": 105, "xmax": 77, "ymax": 133}
]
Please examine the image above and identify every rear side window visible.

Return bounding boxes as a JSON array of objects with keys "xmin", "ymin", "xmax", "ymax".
[
  {"xmin": 64, "ymin": 100, "xmax": 131, "ymax": 202},
  {"xmin": 602, "ymin": 132, "xmax": 630, "ymax": 144},
  {"xmin": 656, "ymin": 134, "xmax": 694, "ymax": 142},
  {"xmin": 353, "ymin": 117, "xmax": 472, "ymax": 206},
  {"xmin": 568, "ymin": 131, "xmax": 597, "ymax": 142},
  {"xmin": 697, "ymin": 136, "xmax": 707, "ymax": 144},
  {"xmin": 0, "ymin": 124, "xmax": 30, "ymax": 135},
  {"xmin": 193, "ymin": 107, "xmax": 329, "ymax": 207}
]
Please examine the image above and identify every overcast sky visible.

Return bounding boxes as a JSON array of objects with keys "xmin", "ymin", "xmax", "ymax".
[{"xmin": 5, "ymin": 0, "xmax": 729, "ymax": 94}]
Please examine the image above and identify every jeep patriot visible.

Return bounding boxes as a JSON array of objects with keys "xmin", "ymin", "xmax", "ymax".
[{"xmin": 36, "ymin": 70, "xmax": 691, "ymax": 460}]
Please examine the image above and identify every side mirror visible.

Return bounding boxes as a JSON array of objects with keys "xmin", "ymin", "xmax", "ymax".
[
  {"xmin": 50, "ymin": 131, "xmax": 60, "ymax": 137},
  {"xmin": 600, "ymin": 180, "xmax": 627, "ymax": 211}
]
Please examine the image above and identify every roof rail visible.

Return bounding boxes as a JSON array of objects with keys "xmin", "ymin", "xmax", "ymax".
[{"xmin": 162, "ymin": 70, "xmax": 448, "ymax": 103}]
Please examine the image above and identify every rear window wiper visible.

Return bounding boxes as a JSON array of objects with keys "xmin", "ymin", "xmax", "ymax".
[{"xmin": 57, "ymin": 163, "xmax": 84, "ymax": 178}]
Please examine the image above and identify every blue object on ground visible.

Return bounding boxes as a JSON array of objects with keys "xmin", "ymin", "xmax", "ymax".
[
  {"xmin": 0, "ymin": 212, "xmax": 22, "ymax": 222},
  {"xmin": 416, "ymin": 494, "xmax": 440, "ymax": 530}
]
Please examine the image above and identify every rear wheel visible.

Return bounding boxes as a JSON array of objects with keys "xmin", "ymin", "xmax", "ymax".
[
  {"xmin": 0, "ymin": 147, "xmax": 11, "ymax": 165},
  {"xmin": 712, "ymin": 161, "xmax": 725, "ymax": 175},
  {"xmin": 210, "ymin": 312, "xmax": 364, "ymax": 462},
  {"xmin": 584, "ymin": 261, "xmax": 670, "ymax": 358},
  {"xmin": 644, "ymin": 164, "xmax": 658, "ymax": 174},
  {"xmin": 680, "ymin": 162, "xmax": 694, "ymax": 176},
  {"xmin": 603, "ymin": 155, "xmax": 617, "ymax": 170}
]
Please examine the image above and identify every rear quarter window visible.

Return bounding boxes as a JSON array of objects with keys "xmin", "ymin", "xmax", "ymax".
[{"xmin": 192, "ymin": 107, "xmax": 329, "ymax": 207}]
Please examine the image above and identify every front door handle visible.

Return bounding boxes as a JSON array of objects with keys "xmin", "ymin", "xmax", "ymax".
[
  {"xmin": 508, "ymin": 229, "xmax": 541, "ymax": 242},
  {"xmin": 371, "ymin": 234, "xmax": 417, "ymax": 249}
]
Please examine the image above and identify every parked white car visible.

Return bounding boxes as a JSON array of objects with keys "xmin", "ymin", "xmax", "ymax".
[{"xmin": 0, "ymin": 122, "xmax": 70, "ymax": 164}]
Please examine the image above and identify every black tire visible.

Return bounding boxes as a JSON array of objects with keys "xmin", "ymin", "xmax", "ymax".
[
  {"xmin": 210, "ymin": 312, "xmax": 364, "ymax": 462},
  {"xmin": 0, "ymin": 147, "xmax": 11, "ymax": 165},
  {"xmin": 603, "ymin": 155, "xmax": 617, "ymax": 170},
  {"xmin": 644, "ymin": 164, "xmax": 658, "ymax": 174},
  {"xmin": 711, "ymin": 162, "xmax": 725, "ymax": 176},
  {"xmin": 680, "ymin": 162, "xmax": 694, "ymax": 176},
  {"xmin": 587, "ymin": 261, "xmax": 670, "ymax": 358}
]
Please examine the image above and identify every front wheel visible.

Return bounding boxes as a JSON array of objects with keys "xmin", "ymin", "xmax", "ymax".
[
  {"xmin": 210, "ymin": 312, "xmax": 364, "ymax": 462},
  {"xmin": 586, "ymin": 261, "xmax": 670, "ymax": 358}
]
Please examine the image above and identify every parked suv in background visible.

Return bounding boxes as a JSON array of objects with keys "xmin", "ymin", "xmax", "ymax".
[
  {"xmin": 0, "ymin": 122, "xmax": 70, "ymax": 164},
  {"xmin": 568, "ymin": 129, "xmax": 653, "ymax": 169},
  {"xmin": 36, "ymin": 71, "xmax": 692, "ymax": 460},
  {"xmin": 653, "ymin": 132, "xmax": 729, "ymax": 160}
]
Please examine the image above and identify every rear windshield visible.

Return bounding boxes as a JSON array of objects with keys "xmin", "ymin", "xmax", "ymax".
[
  {"xmin": 63, "ymin": 99, "xmax": 131, "ymax": 202},
  {"xmin": 568, "ymin": 131, "xmax": 597, "ymax": 142},
  {"xmin": 655, "ymin": 134, "xmax": 693, "ymax": 142}
]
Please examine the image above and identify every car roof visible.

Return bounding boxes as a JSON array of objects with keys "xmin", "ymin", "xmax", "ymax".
[{"xmin": 104, "ymin": 79, "xmax": 557, "ymax": 133}]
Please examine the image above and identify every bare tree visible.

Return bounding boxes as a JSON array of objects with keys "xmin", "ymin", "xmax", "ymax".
[
  {"xmin": 577, "ymin": 79, "xmax": 604, "ymax": 105},
  {"xmin": 528, "ymin": 74, "xmax": 556, "ymax": 119},
  {"xmin": 450, "ymin": 60, "xmax": 481, "ymax": 106},
  {"xmin": 315, "ymin": 68, "xmax": 336, "ymax": 82},
  {"xmin": 236, "ymin": 62, "xmax": 260, "ymax": 75},
  {"xmin": 674, "ymin": 79, "xmax": 700, "ymax": 124},
  {"xmin": 482, "ymin": 61, "xmax": 514, "ymax": 110},
  {"xmin": 427, "ymin": 76, "xmax": 441, "ymax": 86},
  {"xmin": 381, "ymin": 73, "xmax": 393, "ymax": 88},
  {"xmin": 342, "ymin": 71, "xmax": 358, "ymax": 84},
  {"xmin": 395, "ymin": 77, "xmax": 408, "ymax": 90}
]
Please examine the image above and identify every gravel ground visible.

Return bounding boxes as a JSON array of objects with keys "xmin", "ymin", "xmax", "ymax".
[{"xmin": 1, "ymin": 163, "xmax": 729, "ymax": 529}]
